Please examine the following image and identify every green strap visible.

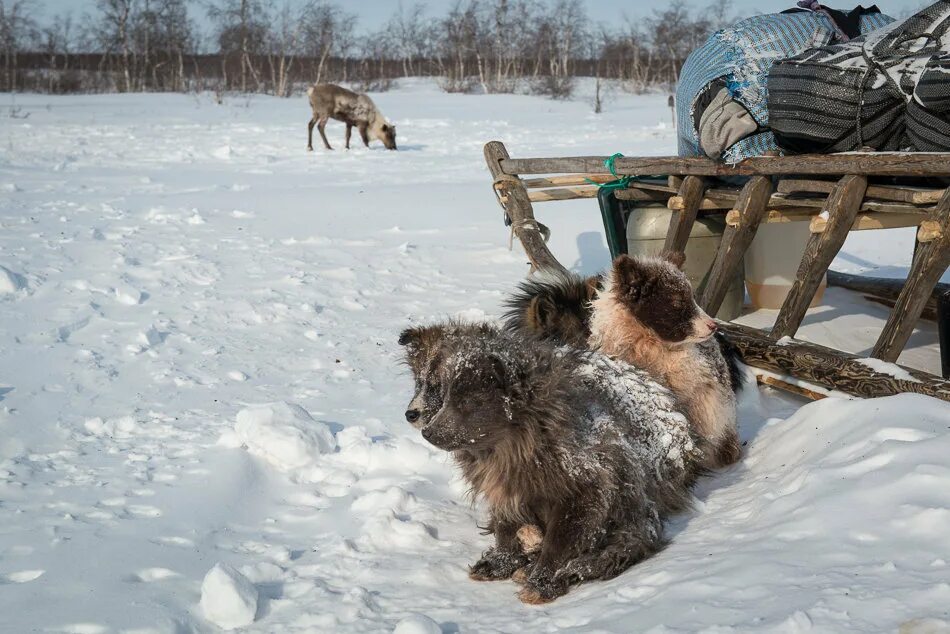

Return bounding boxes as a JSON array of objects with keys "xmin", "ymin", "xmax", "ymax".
[{"xmin": 586, "ymin": 153, "xmax": 631, "ymax": 191}]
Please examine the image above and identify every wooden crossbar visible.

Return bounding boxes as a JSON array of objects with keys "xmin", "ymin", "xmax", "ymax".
[
  {"xmin": 669, "ymin": 191, "xmax": 935, "ymax": 215},
  {"xmin": 499, "ymin": 153, "xmax": 950, "ymax": 177}
]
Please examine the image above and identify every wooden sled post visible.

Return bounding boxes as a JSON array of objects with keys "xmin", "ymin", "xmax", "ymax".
[
  {"xmin": 663, "ymin": 175, "xmax": 706, "ymax": 255},
  {"xmin": 700, "ymin": 175, "xmax": 773, "ymax": 315},
  {"xmin": 484, "ymin": 141, "xmax": 567, "ymax": 275},
  {"xmin": 771, "ymin": 175, "xmax": 868, "ymax": 340},
  {"xmin": 871, "ymin": 188, "xmax": 950, "ymax": 362}
]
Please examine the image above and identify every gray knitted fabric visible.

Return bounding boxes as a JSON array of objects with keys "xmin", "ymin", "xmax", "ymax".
[{"xmin": 698, "ymin": 88, "xmax": 759, "ymax": 158}]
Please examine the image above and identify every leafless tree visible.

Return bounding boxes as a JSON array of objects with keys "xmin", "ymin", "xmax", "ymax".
[
  {"xmin": 40, "ymin": 12, "xmax": 72, "ymax": 92},
  {"xmin": 93, "ymin": 0, "xmax": 136, "ymax": 91},
  {"xmin": 208, "ymin": 0, "xmax": 268, "ymax": 92},
  {"xmin": 0, "ymin": 0, "xmax": 37, "ymax": 91},
  {"xmin": 383, "ymin": 2, "xmax": 430, "ymax": 78},
  {"xmin": 299, "ymin": 0, "xmax": 355, "ymax": 86},
  {"xmin": 13, "ymin": 0, "xmax": 732, "ymax": 98},
  {"xmin": 265, "ymin": 2, "xmax": 303, "ymax": 96},
  {"xmin": 706, "ymin": 0, "xmax": 735, "ymax": 32},
  {"xmin": 648, "ymin": 1, "xmax": 711, "ymax": 86}
]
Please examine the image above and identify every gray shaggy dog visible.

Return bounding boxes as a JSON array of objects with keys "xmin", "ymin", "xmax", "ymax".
[{"xmin": 399, "ymin": 321, "xmax": 700, "ymax": 604}]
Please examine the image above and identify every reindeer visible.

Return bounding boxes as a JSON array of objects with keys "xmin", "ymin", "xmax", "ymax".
[{"xmin": 306, "ymin": 84, "xmax": 397, "ymax": 151}]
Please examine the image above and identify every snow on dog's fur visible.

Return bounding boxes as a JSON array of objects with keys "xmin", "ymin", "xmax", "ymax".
[
  {"xmin": 398, "ymin": 321, "xmax": 699, "ymax": 604},
  {"xmin": 589, "ymin": 253, "xmax": 740, "ymax": 469}
]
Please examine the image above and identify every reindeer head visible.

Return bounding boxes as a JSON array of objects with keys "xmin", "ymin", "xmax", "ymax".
[{"xmin": 377, "ymin": 122, "xmax": 397, "ymax": 150}]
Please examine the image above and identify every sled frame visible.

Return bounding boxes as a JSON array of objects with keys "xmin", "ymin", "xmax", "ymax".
[{"xmin": 485, "ymin": 140, "xmax": 950, "ymax": 402}]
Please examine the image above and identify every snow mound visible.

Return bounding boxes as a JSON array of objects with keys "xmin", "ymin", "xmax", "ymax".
[
  {"xmin": 0, "ymin": 265, "xmax": 27, "ymax": 294},
  {"xmin": 393, "ymin": 614, "xmax": 442, "ymax": 634},
  {"xmin": 227, "ymin": 402, "xmax": 336, "ymax": 471},
  {"xmin": 200, "ymin": 563, "xmax": 258, "ymax": 630},
  {"xmin": 901, "ymin": 619, "xmax": 950, "ymax": 634},
  {"xmin": 857, "ymin": 357, "xmax": 921, "ymax": 384},
  {"xmin": 84, "ymin": 416, "xmax": 138, "ymax": 438}
]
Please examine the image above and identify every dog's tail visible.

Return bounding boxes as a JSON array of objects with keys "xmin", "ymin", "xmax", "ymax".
[
  {"xmin": 502, "ymin": 272, "xmax": 603, "ymax": 347},
  {"xmin": 714, "ymin": 331, "xmax": 744, "ymax": 394}
]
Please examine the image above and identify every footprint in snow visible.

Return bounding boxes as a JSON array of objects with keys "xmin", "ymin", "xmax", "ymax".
[
  {"xmin": 124, "ymin": 568, "xmax": 180, "ymax": 583},
  {"xmin": 126, "ymin": 504, "xmax": 163, "ymax": 518},
  {"xmin": 113, "ymin": 284, "xmax": 145, "ymax": 305},
  {"xmin": 339, "ymin": 297, "xmax": 365, "ymax": 311},
  {"xmin": 2, "ymin": 570, "xmax": 45, "ymax": 584},
  {"xmin": 151, "ymin": 536, "xmax": 196, "ymax": 548}
]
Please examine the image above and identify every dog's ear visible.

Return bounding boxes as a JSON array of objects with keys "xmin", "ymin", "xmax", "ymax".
[
  {"xmin": 398, "ymin": 327, "xmax": 420, "ymax": 347},
  {"xmin": 398, "ymin": 325, "xmax": 442, "ymax": 355},
  {"xmin": 526, "ymin": 295, "xmax": 556, "ymax": 333},
  {"xmin": 613, "ymin": 255, "xmax": 643, "ymax": 303},
  {"xmin": 400, "ymin": 325, "xmax": 446, "ymax": 378},
  {"xmin": 487, "ymin": 353, "xmax": 527, "ymax": 398},
  {"xmin": 661, "ymin": 250, "xmax": 686, "ymax": 270},
  {"xmin": 584, "ymin": 274, "xmax": 603, "ymax": 299},
  {"xmin": 613, "ymin": 255, "xmax": 660, "ymax": 306}
]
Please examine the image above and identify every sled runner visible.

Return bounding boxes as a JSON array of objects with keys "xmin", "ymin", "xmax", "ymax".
[{"xmin": 484, "ymin": 140, "xmax": 950, "ymax": 403}]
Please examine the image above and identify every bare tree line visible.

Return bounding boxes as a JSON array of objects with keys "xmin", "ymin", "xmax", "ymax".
[{"xmin": 2, "ymin": 0, "xmax": 732, "ymax": 98}]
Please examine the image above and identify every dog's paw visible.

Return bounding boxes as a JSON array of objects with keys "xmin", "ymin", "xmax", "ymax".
[
  {"xmin": 516, "ymin": 525, "xmax": 543, "ymax": 554},
  {"xmin": 518, "ymin": 587, "xmax": 555, "ymax": 605},
  {"xmin": 469, "ymin": 563, "xmax": 505, "ymax": 582},
  {"xmin": 519, "ymin": 571, "xmax": 568, "ymax": 604},
  {"xmin": 511, "ymin": 567, "xmax": 529, "ymax": 585},
  {"xmin": 468, "ymin": 550, "xmax": 525, "ymax": 582}
]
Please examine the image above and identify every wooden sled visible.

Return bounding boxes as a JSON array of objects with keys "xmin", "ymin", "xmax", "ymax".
[{"xmin": 484, "ymin": 140, "xmax": 950, "ymax": 403}]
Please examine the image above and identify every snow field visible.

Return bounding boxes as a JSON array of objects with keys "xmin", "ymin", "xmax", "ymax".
[{"xmin": 0, "ymin": 80, "xmax": 948, "ymax": 632}]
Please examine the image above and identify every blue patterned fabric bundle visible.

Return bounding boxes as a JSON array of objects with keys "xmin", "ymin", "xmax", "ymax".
[{"xmin": 676, "ymin": 7, "xmax": 893, "ymax": 162}]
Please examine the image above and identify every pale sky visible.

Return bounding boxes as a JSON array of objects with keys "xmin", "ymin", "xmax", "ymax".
[{"xmin": 35, "ymin": 0, "xmax": 928, "ymax": 36}]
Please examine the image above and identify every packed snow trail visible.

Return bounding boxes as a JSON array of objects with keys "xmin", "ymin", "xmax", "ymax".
[{"xmin": 1, "ymin": 82, "xmax": 948, "ymax": 632}]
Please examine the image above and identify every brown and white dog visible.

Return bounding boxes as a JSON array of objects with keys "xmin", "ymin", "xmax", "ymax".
[{"xmin": 588, "ymin": 253, "xmax": 741, "ymax": 469}]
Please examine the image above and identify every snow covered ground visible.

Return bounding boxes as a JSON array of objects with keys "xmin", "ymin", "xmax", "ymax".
[{"xmin": 1, "ymin": 80, "xmax": 949, "ymax": 633}]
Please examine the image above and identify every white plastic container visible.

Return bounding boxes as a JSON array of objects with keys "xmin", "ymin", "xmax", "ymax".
[
  {"xmin": 745, "ymin": 221, "xmax": 825, "ymax": 310},
  {"xmin": 626, "ymin": 206, "xmax": 744, "ymax": 321}
]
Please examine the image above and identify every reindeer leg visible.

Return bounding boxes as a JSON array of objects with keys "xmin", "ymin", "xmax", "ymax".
[
  {"xmin": 358, "ymin": 123, "xmax": 370, "ymax": 148},
  {"xmin": 345, "ymin": 123, "xmax": 353, "ymax": 150},
  {"xmin": 307, "ymin": 117, "xmax": 316, "ymax": 152},
  {"xmin": 317, "ymin": 116, "xmax": 332, "ymax": 150}
]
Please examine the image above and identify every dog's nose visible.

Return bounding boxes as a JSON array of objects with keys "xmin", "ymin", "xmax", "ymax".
[{"xmin": 405, "ymin": 409, "xmax": 420, "ymax": 423}]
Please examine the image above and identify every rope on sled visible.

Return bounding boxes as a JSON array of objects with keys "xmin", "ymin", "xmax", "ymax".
[
  {"xmin": 508, "ymin": 219, "xmax": 551, "ymax": 251},
  {"xmin": 492, "ymin": 174, "xmax": 552, "ymax": 251},
  {"xmin": 492, "ymin": 173, "xmax": 520, "ymax": 227},
  {"xmin": 585, "ymin": 153, "xmax": 631, "ymax": 191}
]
